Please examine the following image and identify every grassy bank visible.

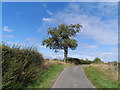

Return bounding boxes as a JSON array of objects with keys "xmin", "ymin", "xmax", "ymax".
[
  {"xmin": 83, "ymin": 65, "xmax": 118, "ymax": 88},
  {"xmin": 27, "ymin": 64, "xmax": 65, "ymax": 88}
]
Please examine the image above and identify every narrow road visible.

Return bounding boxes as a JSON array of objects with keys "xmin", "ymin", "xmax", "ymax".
[{"xmin": 52, "ymin": 65, "xmax": 96, "ymax": 88}]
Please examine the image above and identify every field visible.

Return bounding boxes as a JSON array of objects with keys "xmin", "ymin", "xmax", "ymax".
[
  {"xmin": 2, "ymin": 43, "xmax": 118, "ymax": 89},
  {"xmin": 83, "ymin": 63, "xmax": 118, "ymax": 88}
]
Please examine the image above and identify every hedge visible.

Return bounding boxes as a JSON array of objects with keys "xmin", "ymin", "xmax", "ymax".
[{"xmin": 2, "ymin": 43, "xmax": 45, "ymax": 89}]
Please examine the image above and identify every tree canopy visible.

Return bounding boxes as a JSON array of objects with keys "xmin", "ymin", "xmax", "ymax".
[
  {"xmin": 93, "ymin": 57, "xmax": 102, "ymax": 63},
  {"xmin": 42, "ymin": 24, "xmax": 82, "ymax": 61}
]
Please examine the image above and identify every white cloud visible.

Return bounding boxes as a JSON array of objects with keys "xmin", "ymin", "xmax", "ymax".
[
  {"xmin": 25, "ymin": 38, "xmax": 47, "ymax": 49},
  {"xmin": 26, "ymin": 38, "xmax": 40, "ymax": 42},
  {"xmin": 68, "ymin": 53, "xmax": 95, "ymax": 60},
  {"xmin": 68, "ymin": 50, "xmax": 118, "ymax": 62},
  {"xmin": 42, "ymin": 17, "xmax": 52, "ymax": 22},
  {"xmin": 79, "ymin": 43, "xmax": 98, "ymax": 49},
  {"xmin": 79, "ymin": 2, "xmax": 118, "ymax": 18},
  {"xmin": 6, "ymin": 41, "xmax": 14, "ymax": 44},
  {"xmin": 36, "ymin": 44, "xmax": 46, "ymax": 48},
  {"xmin": 101, "ymin": 52, "xmax": 114, "ymax": 56},
  {"xmin": 43, "ymin": 53, "xmax": 63, "ymax": 59},
  {"xmin": 41, "ymin": 2, "xmax": 118, "ymax": 45},
  {"xmin": 5, "ymin": 41, "xmax": 35, "ymax": 48},
  {"xmin": 38, "ymin": 2, "xmax": 118, "ymax": 62},
  {"xmin": 83, "ymin": 45, "xmax": 98, "ymax": 49},
  {"xmin": 88, "ymin": 51, "xmax": 117, "ymax": 62},
  {"xmin": 3, "ymin": 35, "xmax": 14, "ymax": 38},
  {"xmin": 3, "ymin": 26, "xmax": 14, "ymax": 32},
  {"xmin": 81, "ymin": 17, "xmax": 118, "ymax": 45},
  {"xmin": 5, "ymin": 41, "xmax": 21, "ymax": 46},
  {"xmin": 46, "ymin": 10, "xmax": 53, "ymax": 15},
  {"xmin": 96, "ymin": 52, "xmax": 118, "ymax": 62},
  {"xmin": 26, "ymin": 38, "xmax": 39, "ymax": 41}
]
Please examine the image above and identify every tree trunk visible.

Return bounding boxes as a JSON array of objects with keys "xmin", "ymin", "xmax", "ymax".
[{"xmin": 64, "ymin": 47, "xmax": 68, "ymax": 62}]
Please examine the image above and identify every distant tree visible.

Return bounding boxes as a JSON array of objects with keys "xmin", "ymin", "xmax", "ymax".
[
  {"xmin": 53, "ymin": 59, "xmax": 59, "ymax": 61},
  {"xmin": 85, "ymin": 58, "xmax": 89, "ymax": 61},
  {"xmin": 42, "ymin": 24, "xmax": 82, "ymax": 62},
  {"xmin": 79, "ymin": 58, "xmax": 92, "ymax": 64},
  {"xmin": 93, "ymin": 57, "xmax": 102, "ymax": 64},
  {"xmin": 46, "ymin": 59, "xmax": 50, "ymax": 61},
  {"xmin": 108, "ymin": 61, "xmax": 118, "ymax": 66}
]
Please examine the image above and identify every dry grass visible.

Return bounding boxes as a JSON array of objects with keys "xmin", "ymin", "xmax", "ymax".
[
  {"xmin": 90, "ymin": 63, "xmax": 118, "ymax": 81},
  {"xmin": 45, "ymin": 60, "xmax": 66, "ymax": 65},
  {"xmin": 44, "ymin": 60, "xmax": 73, "ymax": 69},
  {"xmin": 83, "ymin": 64, "xmax": 118, "ymax": 88}
]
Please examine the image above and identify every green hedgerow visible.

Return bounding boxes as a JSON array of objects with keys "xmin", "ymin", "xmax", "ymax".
[{"xmin": 2, "ymin": 43, "xmax": 45, "ymax": 89}]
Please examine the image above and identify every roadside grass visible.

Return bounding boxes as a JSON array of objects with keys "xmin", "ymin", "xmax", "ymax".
[
  {"xmin": 83, "ymin": 66, "xmax": 118, "ymax": 88},
  {"xmin": 27, "ymin": 64, "xmax": 65, "ymax": 88}
]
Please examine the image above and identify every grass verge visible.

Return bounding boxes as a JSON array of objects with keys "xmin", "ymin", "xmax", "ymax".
[
  {"xmin": 83, "ymin": 66, "xmax": 118, "ymax": 88},
  {"xmin": 27, "ymin": 64, "xmax": 65, "ymax": 88}
]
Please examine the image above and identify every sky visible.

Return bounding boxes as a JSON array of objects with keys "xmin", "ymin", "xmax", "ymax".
[{"xmin": 2, "ymin": 2, "xmax": 118, "ymax": 62}]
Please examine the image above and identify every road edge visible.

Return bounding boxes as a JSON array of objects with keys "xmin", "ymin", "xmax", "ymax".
[
  {"xmin": 81, "ymin": 65, "xmax": 96, "ymax": 88},
  {"xmin": 51, "ymin": 67, "xmax": 67, "ymax": 88}
]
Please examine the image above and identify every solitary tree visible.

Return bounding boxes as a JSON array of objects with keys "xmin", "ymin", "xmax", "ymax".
[{"xmin": 42, "ymin": 24, "xmax": 82, "ymax": 62}]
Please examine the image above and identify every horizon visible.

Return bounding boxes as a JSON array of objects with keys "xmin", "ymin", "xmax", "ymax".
[{"xmin": 2, "ymin": 2, "xmax": 118, "ymax": 63}]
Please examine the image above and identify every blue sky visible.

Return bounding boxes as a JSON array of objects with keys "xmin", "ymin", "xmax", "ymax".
[{"xmin": 2, "ymin": 2, "xmax": 118, "ymax": 62}]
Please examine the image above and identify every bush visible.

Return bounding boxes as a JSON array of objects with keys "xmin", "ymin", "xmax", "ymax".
[
  {"xmin": 66, "ymin": 57, "xmax": 92, "ymax": 65},
  {"xmin": 93, "ymin": 57, "xmax": 103, "ymax": 64},
  {"xmin": 2, "ymin": 43, "xmax": 45, "ymax": 89},
  {"xmin": 79, "ymin": 59, "xmax": 92, "ymax": 64},
  {"xmin": 53, "ymin": 59, "xmax": 59, "ymax": 61},
  {"xmin": 66, "ymin": 57, "xmax": 80, "ymax": 65}
]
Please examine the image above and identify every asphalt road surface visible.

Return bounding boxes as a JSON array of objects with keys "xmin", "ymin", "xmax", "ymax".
[{"xmin": 52, "ymin": 65, "xmax": 96, "ymax": 88}]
